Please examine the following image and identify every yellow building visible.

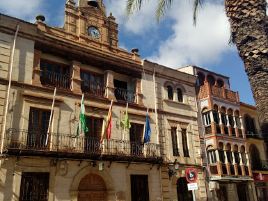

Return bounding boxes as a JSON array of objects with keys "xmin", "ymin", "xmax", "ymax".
[{"xmin": 240, "ymin": 102, "xmax": 268, "ymax": 201}]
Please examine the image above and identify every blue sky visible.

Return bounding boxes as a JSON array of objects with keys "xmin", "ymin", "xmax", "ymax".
[{"xmin": 0, "ymin": 0, "xmax": 255, "ymax": 105}]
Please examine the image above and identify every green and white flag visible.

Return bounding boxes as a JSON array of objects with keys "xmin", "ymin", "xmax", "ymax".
[
  {"xmin": 121, "ymin": 102, "xmax": 131, "ymax": 130},
  {"xmin": 76, "ymin": 94, "xmax": 88, "ymax": 137}
]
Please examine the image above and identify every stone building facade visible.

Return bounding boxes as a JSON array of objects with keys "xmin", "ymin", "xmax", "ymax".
[
  {"xmin": 179, "ymin": 66, "xmax": 256, "ymax": 201},
  {"xmin": 0, "ymin": 1, "xmax": 206, "ymax": 201}
]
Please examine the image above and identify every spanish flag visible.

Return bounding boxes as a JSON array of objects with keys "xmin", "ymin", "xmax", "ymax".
[{"xmin": 101, "ymin": 100, "xmax": 113, "ymax": 142}]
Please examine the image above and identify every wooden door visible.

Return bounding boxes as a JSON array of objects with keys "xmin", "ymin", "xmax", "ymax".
[
  {"xmin": 131, "ymin": 175, "xmax": 149, "ymax": 201},
  {"xmin": 78, "ymin": 174, "xmax": 106, "ymax": 201}
]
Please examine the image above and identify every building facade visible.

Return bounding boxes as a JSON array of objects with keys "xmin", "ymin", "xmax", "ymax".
[
  {"xmin": 240, "ymin": 102, "xmax": 268, "ymax": 201},
  {"xmin": 0, "ymin": 1, "xmax": 206, "ymax": 201},
  {"xmin": 0, "ymin": 1, "xmax": 163, "ymax": 201},
  {"xmin": 179, "ymin": 66, "xmax": 256, "ymax": 201},
  {"xmin": 143, "ymin": 61, "xmax": 207, "ymax": 201}
]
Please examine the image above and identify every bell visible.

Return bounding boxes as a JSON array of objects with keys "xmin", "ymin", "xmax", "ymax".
[{"xmin": 87, "ymin": 0, "xmax": 98, "ymax": 7}]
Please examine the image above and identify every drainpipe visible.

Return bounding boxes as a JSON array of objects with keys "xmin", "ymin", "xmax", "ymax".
[{"xmin": 0, "ymin": 25, "xmax": 20, "ymax": 166}]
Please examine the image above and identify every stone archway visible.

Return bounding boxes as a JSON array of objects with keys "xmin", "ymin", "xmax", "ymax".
[{"xmin": 78, "ymin": 174, "xmax": 106, "ymax": 201}]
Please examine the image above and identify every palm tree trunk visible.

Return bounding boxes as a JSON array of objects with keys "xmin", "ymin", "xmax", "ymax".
[{"xmin": 225, "ymin": 0, "xmax": 268, "ymax": 147}]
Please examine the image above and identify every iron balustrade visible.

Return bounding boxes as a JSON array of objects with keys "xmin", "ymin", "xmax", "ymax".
[
  {"xmin": 40, "ymin": 70, "xmax": 70, "ymax": 89},
  {"xmin": 4, "ymin": 129, "xmax": 161, "ymax": 159},
  {"xmin": 114, "ymin": 88, "xmax": 136, "ymax": 103},
  {"xmin": 81, "ymin": 80, "xmax": 105, "ymax": 97}
]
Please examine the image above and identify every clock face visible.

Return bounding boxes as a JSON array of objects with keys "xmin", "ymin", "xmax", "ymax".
[{"xmin": 88, "ymin": 26, "xmax": 100, "ymax": 39}]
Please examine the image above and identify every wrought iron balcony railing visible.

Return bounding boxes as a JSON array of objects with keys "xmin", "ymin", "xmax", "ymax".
[
  {"xmin": 81, "ymin": 80, "xmax": 105, "ymax": 97},
  {"xmin": 4, "ymin": 129, "xmax": 161, "ymax": 161},
  {"xmin": 114, "ymin": 88, "xmax": 136, "ymax": 103},
  {"xmin": 40, "ymin": 70, "xmax": 70, "ymax": 89}
]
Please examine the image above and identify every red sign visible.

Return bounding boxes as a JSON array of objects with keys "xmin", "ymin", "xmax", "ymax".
[{"xmin": 186, "ymin": 168, "xmax": 198, "ymax": 183}]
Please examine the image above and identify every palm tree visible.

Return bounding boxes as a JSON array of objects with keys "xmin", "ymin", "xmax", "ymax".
[{"xmin": 127, "ymin": 0, "xmax": 268, "ymax": 145}]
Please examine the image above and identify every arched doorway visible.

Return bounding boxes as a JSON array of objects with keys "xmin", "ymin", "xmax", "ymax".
[
  {"xmin": 78, "ymin": 174, "xmax": 107, "ymax": 201},
  {"xmin": 177, "ymin": 177, "xmax": 193, "ymax": 201}
]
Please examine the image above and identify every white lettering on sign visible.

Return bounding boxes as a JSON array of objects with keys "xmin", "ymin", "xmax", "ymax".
[{"xmin": 187, "ymin": 183, "xmax": 198, "ymax": 191}]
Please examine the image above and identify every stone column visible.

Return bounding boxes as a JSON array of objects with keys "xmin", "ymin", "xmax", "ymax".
[
  {"xmin": 239, "ymin": 152, "xmax": 246, "ymax": 176},
  {"xmin": 216, "ymin": 150, "xmax": 223, "ymax": 175},
  {"xmin": 240, "ymin": 116, "xmax": 246, "ymax": 138},
  {"xmin": 71, "ymin": 61, "xmax": 82, "ymax": 93},
  {"xmin": 218, "ymin": 111, "xmax": 224, "ymax": 134},
  {"xmin": 135, "ymin": 78, "xmax": 143, "ymax": 105},
  {"xmin": 232, "ymin": 151, "xmax": 238, "ymax": 175},
  {"xmin": 246, "ymin": 153, "xmax": 253, "ymax": 176},
  {"xmin": 210, "ymin": 111, "xmax": 216, "ymax": 134},
  {"xmin": 104, "ymin": 70, "xmax": 115, "ymax": 100},
  {"xmin": 226, "ymin": 114, "xmax": 232, "ymax": 136},
  {"xmin": 32, "ymin": 50, "xmax": 42, "ymax": 86},
  {"xmin": 224, "ymin": 150, "xmax": 231, "ymax": 175}
]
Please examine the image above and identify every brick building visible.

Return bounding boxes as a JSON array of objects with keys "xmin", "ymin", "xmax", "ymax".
[{"xmin": 179, "ymin": 66, "xmax": 256, "ymax": 201}]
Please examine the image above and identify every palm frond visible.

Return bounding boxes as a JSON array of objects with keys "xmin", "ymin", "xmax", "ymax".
[
  {"xmin": 193, "ymin": 0, "xmax": 203, "ymax": 25},
  {"xmin": 156, "ymin": 0, "xmax": 173, "ymax": 22},
  {"xmin": 126, "ymin": 0, "xmax": 144, "ymax": 15}
]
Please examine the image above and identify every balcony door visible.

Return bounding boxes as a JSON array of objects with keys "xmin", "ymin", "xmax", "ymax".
[
  {"xmin": 177, "ymin": 178, "xmax": 193, "ymax": 201},
  {"xmin": 28, "ymin": 108, "xmax": 51, "ymax": 149},
  {"xmin": 84, "ymin": 116, "xmax": 103, "ymax": 154},
  {"xmin": 130, "ymin": 123, "xmax": 144, "ymax": 156}
]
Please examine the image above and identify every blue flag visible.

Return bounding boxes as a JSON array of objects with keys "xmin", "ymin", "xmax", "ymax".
[{"xmin": 144, "ymin": 113, "xmax": 151, "ymax": 143}]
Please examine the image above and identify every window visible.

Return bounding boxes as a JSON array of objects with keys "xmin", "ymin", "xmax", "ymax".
[
  {"xmin": 202, "ymin": 112, "xmax": 211, "ymax": 126},
  {"xmin": 84, "ymin": 116, "xmax": 103, "ymax": 153},
  {"xmin": 226, "ymin": 151, "xmax": 232, "ymax": 163},
  {"xmin": 219, "ymin": 150, "xmax": 225, "ymax": 163},
  {"xmin": 19, "ymin": 172, "xmax": 49, "ymax": 201},
  {"xmin": 131, "ymin": 175, "xmax": 149, "ymax": 201},
  {"xmin": 213, "ymin": 110, "xmax": 219, "ymax": 124},
  {"xmin": 182, "ymin": 129, "xmax": 189, "ymax": 157},
  {"xmin": 80, "ymin": 71, "xmax": 104, "ymax": 97},
  {"xmin": 244, "ymin": 115, "xmax": 256, "ymax": 134},
  {"xmin": 114, "ymin": 79, "xmax": 135, "ymax": 102},
  {"xmin": 28, "ymin": 108, "xmax": 51, "ymax": 149},
  {"xmin": 40, "ymin": 59, "xmax": 70, "ymax": 89},
  {"xmin": 177, "ymin": 88, "xmax": 183, "ymax": 102},
  {"xmin": 221, "ymin": 113, "xmax": 227, "ymax": 126},
  {"xmin": 171, "ymin": 127, "xmax": 179, "ymax": 156},
  {"xmin": 167, "ymin": 85, "xmax": 173, "ymax": 100},
  {"xmin": 207, "ymin": 150, "xmax": 217, "ymax": 164},
  {"xmin": 234, "ymin": 151, "xmax": 240, "ymax": 164},
  {"xmin": 130, "ymin": 123, "xmax": 144, "ymax": 156}
]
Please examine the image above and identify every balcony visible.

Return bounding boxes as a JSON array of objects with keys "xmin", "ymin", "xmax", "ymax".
[
  {"xmin": 40, "ymin": 70, "xmax": 70, "ymax": 90},
  {"xmin": 4, "ymin": 129, "xmax": 161, "ymax": 162},
  {"xmin": 198, "ymin": 83, "xmax": 239, "ymax": 103},
  {"xmin": 81, "ymin": 80, "xmax": 105, "ymax": 97},
  {"xmin": 114, "ymin": 88, "xmax": 136, "ymax": 103}
]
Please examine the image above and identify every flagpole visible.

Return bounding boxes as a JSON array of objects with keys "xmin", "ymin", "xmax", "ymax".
[
  {"xmin": 0, "ymin": 25, "xmax": 19, "ymax": 160},
  {"xmin": 123, "ymin": 102, "xmax": 128, "ymax": 141},
  {"xmin": 46, "ymin": 87, "xmax": 56, "ymax": 146},
  {"xmin": 153, "ymin": 68, "xmax": 159, "ymax": 144}
]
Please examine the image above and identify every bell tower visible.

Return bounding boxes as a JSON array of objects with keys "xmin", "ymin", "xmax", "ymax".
[{"xmin": 64, "ymin": 0, "xmax": 118, "ymax": 47}]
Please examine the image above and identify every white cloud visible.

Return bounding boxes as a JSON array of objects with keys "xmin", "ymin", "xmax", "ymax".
[
  {"xmin": 104, "ymin": 0, "xmax": 158, "ymax": 35},
  {"xmin": 105, "ymin": 0, "xmax": 233, "ymax": 68},
  {"xmin": 150, "ymin": 1, "xmax": 233, "ymax": 67},
  {"xmin": 0, "ymin": 0, "xmax": 44, "ymax": 21}
]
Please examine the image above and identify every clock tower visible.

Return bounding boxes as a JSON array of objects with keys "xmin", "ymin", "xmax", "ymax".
[{"xmin": 64, "ymin": 0, "xmax": 118, "ymax": 48}]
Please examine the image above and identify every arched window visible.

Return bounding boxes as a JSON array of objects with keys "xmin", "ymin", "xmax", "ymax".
[
  {"xmin": 207, "ymin": 146, "xmax": 217, "ymax": 164},
  {"xmin": 249, "ymin": 145, "xmax": 261, "ymax": 170},
  {"xmin": 197, "ymin": 72, "xmax": 205, "ymax": 86},
  {"xmin": 177, "ymin": 88, "xmax": 183, "ymax": 102},
  {"xmin": 217, "ymin": 79, "xmax": 224, "ymax": 88},
  {"xmin": 202, "ymin": 108, "xmax": 211, "ymax": 126},
  {"xmin": 226, "ymin": 144, "xmax": 232, "ymax": 163},
  {"xmin": 213, "ymin": 105, "xmax": 220, "ymax": 124},
  {"xmin": 167, "ymin": 85, "xmax": 173, "ymax": 100},
  {"xmin": 218, "ymin": 142, "xmax": 225, "ymax": 163},
  {"xmin": 233, "ymin": 145, "xmax": 240, "ymax": 164},
  {"xmin": 244, "ymin": 114, "xmax": 256, "ymax": 134},
  {"xmin": 207, "ymin": 75, "xmax": 215, "ymax": 86},
  {"xmin": 241, "ymin": 146, "xmax": 247, "ymax": 166}
]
